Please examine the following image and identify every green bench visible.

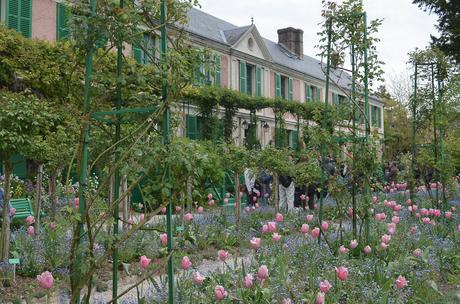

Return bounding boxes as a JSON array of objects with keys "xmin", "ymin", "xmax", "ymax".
[{"xmin": 10, "ymin": 198, "xmax": 35, "ymax": 222}]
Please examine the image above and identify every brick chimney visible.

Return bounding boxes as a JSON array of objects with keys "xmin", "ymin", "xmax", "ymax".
[{"xmin": 277, "ymin": 27, "xmax": 304, "ymax": 59}]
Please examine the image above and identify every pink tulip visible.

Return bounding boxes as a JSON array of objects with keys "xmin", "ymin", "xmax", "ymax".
[
  {"xmin": 37, "ymin": 271, "xmax": 54, "ymax": 289},
  {"xmin": 209, "ymin": 199, "xmax": 215, "ymax": 207},
  {"xmin": 300, "ymin": 194, "xmax": 306, "ymax": 201},
  {"xmin": 161, "ymin": 207, "xmax": 167, "ymax": 214},
  {"xmin": 348, "ymin": 207, "xmax": 354, "ymax": 217},
  {"xmin": 445, "ymin": 211, "xmax": 452, "ymax": 219},
  {"xmin": 373, "ymin": 196, "xmax": 378, "ymax": 204},
  {"xmin": 311, "ymin": 227, "xmax": 320, "ymax": 239},
  {"xmin": 257, "ymin": 265, "xmax": 269, "ymax": 281},
  {"xmin": 243, "ymin": 274, "xmax": 253, "ymax": 288},
  {"xmin": 375, "ymin": 213, "xmax": 386, "ymax": 221},
  {"xmin": 412, "ymin": 205, "xmax": 418, "ymax": 211},
  {"xmin": 26, "ymin": 215, "xmax": 35, "ymax": 225},
  {"xmin": 275, "ymin": 213, "xmax": 284, "ymax": 222},
  {"xmin": 422, "ymin": 217, "xmax": 431, "ymax": 224},
  {"xmin": 408, "ymin": 206, "xmax": 413, "ymax": 212},
  {"xmin": 410, "ymin": 226, "xmax": 417, "ymax": 234},
  {"xmin": 139, "ymin": 255, "xmax": 151, "ymax": 269},
  {"xmin": 197, "ymin": 206, "xmax": 204, "ymax": 214},
  {"xmin": 268, "ymin": 221, "xmax": 277, "ymax": 233},
  {"xmin": 214, "ymin": 285, "xmax": 227, "ymax": 301},
  {"xmin": 316, "ymin": 292, "xmax": 325, "ymax": 304},
  {"xmin": 160, "ymin": 233, "xmax": 168, "ymax": 246},
  {"xmin": 392, "ymin": 216, "xmax": 400, "ymax": 224},
  {"xmin": 74, "ymin": 197, "xmax": 79, "ymax": 208},
  {"xmin": 339, "ymin": 245, "xmax": 349, "ymax": 254},
  {"xmin": 321, "ymin": 221, "xmax": 329, "ymax": 231},
  {"xmin": 282, "ymin": 299, "xmax": 292, "ymax": 304},
  {"xmin": 180, "ymin": 256, "xmax": 192, "ymax": 270},
  {"xmin": 250, "ymin": 237, "xmax": 261, "ymax": 250},
  {"xmin": 395, "ymin": 275, "xmax": 408, "ymax": 289},
  {"xmin": 218, "ymin": 250, "xmax": 229, "ymax": 262},
  {"xmin": 27, "ymin": 226, "xmax": 35, "ymax": 236},
  {"xmin": 207, "ymin": 193, "xmax": 213, "ymax": 200},
  {"xmin": 413, "ymin": 248, "xmax": 422, "ymax": 257},
  {"xmin": 193, "ymin": 272, "xmax": 205, "ymax": 285},
  {"xmin": 380, "ymin": 242, "xmax": 389, "ymax": 250},
  {"xmin": 301, "ymin": 224, "xmax": 310, "ymax": 234},
  {"xmin": 184, "ymin": 213, "xmax": 193, "ymax": 223},
  {"xmin": 393, "ymin": 204, "xmax": 403, "ymax": 212},
  {"xmin": 415, "ymin": 212, "xmax": 421, "ymax": 218},
  {"xmin": 381, "ymin": 234, "xmax": 391, "ymax": 244},
  {"xmin": 364, "ymin": 245, "xmax": 372, "ymax": 254},
  {"xmin": 350, "ymin": 239, "xmax": 358, "ymax": 249},
  {"xmin": 406, "ymin": 199, "xmax": 412, "ymax": 206},
  {"xmin": 421, "ymin": 208, "xmax": 429, "ymax": 216},
  {"xmin": 9, "ymin": 207, "xmax": 16, "ymax": 217},
  {"xmin": 319, "ymin": 279, "xmax": 332, "ymax": 293},
  {"xmin": 433, "ymin": 209, "xmax": 441, "ymax": 217},
  {"xmin": 306, "ymin": 214, "xmax": 314, "ymax": 223},
  {"xmin": 272, "ymin": 233, "xmax": 281, "ymax": 242},
  {"xmin": 262, "ymin": 224, "xmax": 268, "ymax": 234},
  {"xmin": 49, "ymin": 222, "xmax": 57, "ymax": 230},
  {"xmin": 175, "ymin": 206, "xmax": 182, "ymax": 213},
  {"xmin": 336, "ymin": 266, "xmax": 348, "ymax": 281},
  {"xmin": 224, "ymin": 198, "xmax": 229, "ymax": 204},
  {"xmin": 388, "ymin": 227, "xmax": 396, "ymax": 235}
]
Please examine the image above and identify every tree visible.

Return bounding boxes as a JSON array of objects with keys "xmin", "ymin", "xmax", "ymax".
[
  {"xmin": 0, "ymin": 91, "xmax": 54, "ymax": 261},
  {"xmin": 413, "ymin": 0, "xmax": 460, "ymax": 64}
]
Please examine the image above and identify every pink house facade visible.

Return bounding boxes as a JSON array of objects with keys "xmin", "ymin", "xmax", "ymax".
[{"xmin": 0, "ymin": 1, "xmax": 384, "ymax": 148}]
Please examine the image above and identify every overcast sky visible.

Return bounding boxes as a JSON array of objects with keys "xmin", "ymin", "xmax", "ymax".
[{"xmin": 197, "ymin": 0, "xmax": 439, "ymax": 86}]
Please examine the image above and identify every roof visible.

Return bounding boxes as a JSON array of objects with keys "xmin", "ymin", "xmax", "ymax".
[{"xmin": 185, "ymin": 8, "xmax": 376, "ymax": 101}]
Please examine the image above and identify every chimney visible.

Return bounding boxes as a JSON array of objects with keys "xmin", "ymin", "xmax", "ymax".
[{"xmin": 277, "ymin": 27, "xmax": 304, "ymax": 59}]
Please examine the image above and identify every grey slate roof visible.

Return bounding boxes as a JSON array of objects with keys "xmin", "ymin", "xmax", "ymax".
[{"xmin": 185, "ymin": 8, "xmax": 371, "ymax": 98}]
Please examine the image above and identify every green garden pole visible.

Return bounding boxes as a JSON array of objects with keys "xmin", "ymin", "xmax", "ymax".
[
  {"xmin": 74, "ymin": 1, "xmax": 96, "ymax": 303},
  {"xmin": 319, "ymin": 18, "xmax": 332, "ymax": 245},
  {"xmin": 351, "ymin": 42, "xmax": 357, "ymax": 239},
  {"xmin": 160, "ymin": 1, "xmax": 175, "ymax": 303},
  {"xmin": 363, "ymin": 12, "xmax": 371, "ymax": 244},
  {"xmin": 411, "ymin": 64, "xmax": 418, "ymax": 201},
  {"xmin": 431, "ymin": 63, "xmax": 439, "ymax": 207},
  {"xmin": 112, "ymin": 0, "xmax": 124, "ymax": 302}
]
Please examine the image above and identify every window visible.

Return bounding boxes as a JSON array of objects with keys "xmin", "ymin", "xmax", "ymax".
[
  {"xmin": 275, "ymin": 74, "xmax": 293, "ymax": 100},
  {"xmin": 289, "ymin": 130, "xmax": 299, "ymax": 149},
  {"xmin": 332, "ymin": 93, "xmax": 347, "ymax": 105},
  {"xmin": 6, "ymin": 0, "xmax": 32, "ymax": 38},
  {"xmin": 305, "ymin": 84, "xmax": 321, "ymax": 102},
  {"xmin": 133, "ymin": 34, "xmax": 157, "ymax": 65},
  {"xmin": 214, "ymin": 54, "xmax": 221, "ymax": 87},
  {"xmin": 246, "ymin": 64, "xmax": 253, "ymax": 96},
  {"xmin": 56, "ymin": 3, "xmax": 69, "ymax": 40},
  {"xmin": 240, "ymin": 61, "xmax": 261, "ymax": 95}
]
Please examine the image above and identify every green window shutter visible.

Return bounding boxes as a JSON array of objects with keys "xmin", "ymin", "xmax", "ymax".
[
  {"xmin": 7, "ymin": 0, "xmax": 32, "ymax": 38},
  {"xmin": 315, "ymin": 87, "xmax": 321, "ymax": 101},
  {"xmin": 214, "ymin": 54, "xmax": 221, "ymax": 87},
  {"xmin": 133, "ymin": 45, "xmax": 143, "ymax": 64},
  {"xmin": 371, "ymin": 106, "xmax": 376, "ymax": 127},
  {"xmin": 306, "ymin": 84, "xmax": 312, "ymax": 102},
  {"xmin": 56, "ymin": 3, "xmax": 69, "ymax": 40},
  {"xmin": 275, "ymin": 73, "xmax": 282, "ymax": 97},
  {"xmin": 377, "ymin": 107, "xmax": 382, "ymax": 128},
  {"xmin": 256, "ymin": 66, "xmax": 262, "ymax": 96},
  {"xmin": 186, "ymin": 115, "xmax": 198, "ymax": 140},
  {"xmin": 288, "ymin": 78, "xmax": 293, "ymax": 101},
  {"xmin": 291, "ymin": 130, "xmax": 299, "ymax": 150},
  {"xmin": 239, "ymin": 60, "xmax": 247, "ymax": 93},
  {"xmin": 11, "ymin": 153, "xmax": 27, "ymax": 179}
]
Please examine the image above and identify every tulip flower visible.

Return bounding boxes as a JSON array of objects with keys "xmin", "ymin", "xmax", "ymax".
[
  {"xmin": 319, "ymin": 279, "xmax": 332, "ymax": 293},
  {"xmin": 139, "ymin": 255, "xmax": 151, "ymax": 269},
  {"xmin": 301, "ymin": 224, "xmax": 309, "ymax": 234},
  {"xmin": 262, "ymin": 224, "xmax": 268, "ymax": 234},
  {"xmin": 272, "ymin": 233, "xmax": 281, "ymax": 242},
  {"xmin": 412, "ymin": 248, "xmax": 422, "ymax": 257},
  {"xmin": 321, "ymin": 221, "xmax": 329, "ymax": 231},
  {"xmin": 37, "ymin": 271, "xmax": 54, "ymax": 289},
  {"xmin": 180, "ymin": 256, "xmax": 192, "ymax": 270},
  {"xmin": 250, "ymin": 237, "xmax": 261, "ymax": 250},
  {"xmin": 257, "ymin": 265, "xmax": 269, "ymax": 281},
  {"xmin": 193, "ymin": 272, "xmax": 205, "ymax": 285},
  {"xmin": 380, "ymin": 242, "xmax": 389, "ymax": 250},
  {"xmin": 311, "ymin": 227, "xmax": 320, "ymax": 239},
  {"xmin": 214, "ymin": 285, "xmax": 228, "ymax": 301},
  {"xmin": 26, "ymin": 215, "xmax": 35, "ymax": 225},
  {"xmin": 268, "ymin": 221, "xmax": 277, "ymax": 233},
  {"xmin": 306, "ymin": 214, "xmax": 314, "ymax": 223},
  {"xmin": 27, "ymin": 226, "xmax": 35, "ymax": 236},
  {"xmin": 364, "ymin": 245, "xmax": 372, "ymax": 254},
  {"xmin": 339, "ymin": 245, "xmax": 349, "ymax": 254},
  {"xmin": 197, "ymin": 206, "xmax": 204, "ymax": 214},
  {"xmin": 207, "ymin": 193, "xmax": 213, "ymax": 200},
  {"xmin": 422, "ymin": 217, "xmax": 431, "ymax": 225},
  {"xmin": 350, "ymin": 239, "xmax": 358, "ymax": 249},
  {"xmin": 184, "ymin": 213, "xmax": 193, "ymax": 223},
  {"xmin": 175, "ymin": 206, "xmax": 182, "ymax": 212},
  {"xmin": 316, "ymin": 292, "xmax": 325, "ymax": 304},
  {"xmin": 381, "ymin": 234, "xmax": 391, "ymax": 244},
  {"xmin": 445, "ymin": 211, "xmax": 452, "ymax": 219},
  {"xmin": 160, "ymin": 233, "xmax": 168, "ymax": 246},
  {"xmin": 395, "ymin": 275, "xmax": 408, "ymax": 289},
  {"xmin": 335, "ymin": 266, "xmax": 348, "ymax": 281},
  {"xmin": 243, "ymin": 274, "xmax": 253, "ymax": 288},
  {"xmin": 275, "ymin": 213, "xmax": 284, "ymax": 222},
  {"xmin": 217, "ymin": 250, "xmax": 229, "ymax": 262}
]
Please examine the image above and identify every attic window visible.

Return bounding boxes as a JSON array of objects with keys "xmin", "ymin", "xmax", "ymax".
[{"xmin": 248, "ymin": 37, "xmax": 254, "ymax": 50}]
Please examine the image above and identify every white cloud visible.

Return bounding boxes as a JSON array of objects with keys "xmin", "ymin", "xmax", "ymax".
[{"xmin": 197, "ymin": 0, "xmax": 439, "ymax": 84}]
